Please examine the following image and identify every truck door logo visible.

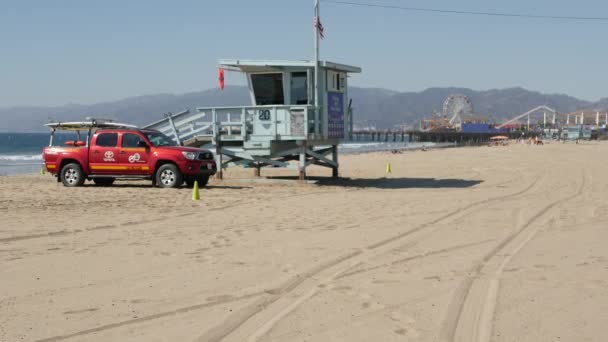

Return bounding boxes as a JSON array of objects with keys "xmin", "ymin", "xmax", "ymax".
[
  {"xmin": 103, "ymin": 151, "xmax": 115, "ymax": 162},
  {"xmin": 128, "ymin": 153, "xmax": 141, "ymax": 163}
]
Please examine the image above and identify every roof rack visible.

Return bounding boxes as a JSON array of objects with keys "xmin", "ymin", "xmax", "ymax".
[{"xmin": 45, "ymin": 118, "xmax": 138, "ymax": 131}]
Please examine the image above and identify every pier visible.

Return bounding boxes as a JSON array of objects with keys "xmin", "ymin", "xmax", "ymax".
[{"xmin": 350, "ymin": 130, "xmax": 537, "ymax": 144}]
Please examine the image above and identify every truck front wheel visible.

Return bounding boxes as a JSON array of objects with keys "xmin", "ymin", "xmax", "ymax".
[
  {"xmin": 60, "ymin": 163, "xmax": 85, "ymax": 187},
  {"xmin": 156, "ymin": 164, "xmax": 183, "ymax": 188}
]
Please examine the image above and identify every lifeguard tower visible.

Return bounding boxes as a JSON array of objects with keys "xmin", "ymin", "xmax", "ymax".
[
  {"xmin": 144, "ymin": 59, "xmax": 361, "ymax": 180},
  {"xmin": 144, "ymin": 1, "xmax": 361, "ymax": 180},
  {"xmin": 145, "ymin": 59, "xmax": 361, "ymax": 180}
]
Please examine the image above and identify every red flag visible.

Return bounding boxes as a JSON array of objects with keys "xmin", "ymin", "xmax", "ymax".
[
  {"xmin": 314, "ymin": 16, "xmax": 324, "ymax": 39},
  {"xmin": 218, "ymin": 68, "xmax": 225, "ymax": 90}
]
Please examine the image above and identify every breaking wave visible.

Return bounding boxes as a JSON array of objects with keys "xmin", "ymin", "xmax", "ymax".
[{"xmin": 0, "ymin": 154, "xmax": 43, "ymax": 162}]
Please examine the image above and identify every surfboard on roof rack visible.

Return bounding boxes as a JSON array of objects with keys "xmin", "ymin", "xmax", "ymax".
[{"xmin": 45, "ymin": 119, "xmax": 138, "ymax": 131}]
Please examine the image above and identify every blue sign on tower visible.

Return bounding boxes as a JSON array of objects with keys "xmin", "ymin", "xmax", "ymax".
[{"xmin": 327, "ymin": 91, "xmax": 344, "ymax": 139}]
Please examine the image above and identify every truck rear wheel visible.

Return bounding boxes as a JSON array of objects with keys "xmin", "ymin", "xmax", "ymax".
[
  {"xmin": 156, "ymin": 164, "xmax": 183, "ymax": 188},
  {"xmin": 93, "ymin": 178, "xmax": 115, "ymax": 186},
  {"xmin": 60, "ymin": 163, "xmax": 85, "ymax": 187}
]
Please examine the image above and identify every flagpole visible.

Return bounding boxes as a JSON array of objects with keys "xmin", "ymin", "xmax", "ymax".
[{"xmin": 314, "ymin": 0, "xmax": 320, "ymax": 136}]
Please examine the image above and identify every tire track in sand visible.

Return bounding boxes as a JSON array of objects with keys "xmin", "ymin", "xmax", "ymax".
[
  {"xmin": 32, "ymin": 251, "xmax": 362, "ymax": 342},
  {"xmin": 3, "ymin": 168, "xmax": 524, "ymax": 244},
  {"xmin": 202, "ymin": 172, "xmax": 547, "ymax": 342},
  {"xmin": 441, "ymin": 169, "xmax": 588, "ymax": 342},
  {"xmin": 0, "ymin": 190, "xmax": 342, "ymax": 244},
  {"xmin": 32, "ymin": 291, "xmax": 266, "ymax": 342},
  {"xmin": 335, "ymin": 238, "xmax": 496, "ymax": 280},
  {"xmin": 29, "ymin": 172, "xmax": 539, "ymax": 342}
]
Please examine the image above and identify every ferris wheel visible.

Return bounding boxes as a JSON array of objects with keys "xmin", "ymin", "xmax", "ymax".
[{"xmin": 442, "ymin": 94, "xmax": 474, "ymax": 124}]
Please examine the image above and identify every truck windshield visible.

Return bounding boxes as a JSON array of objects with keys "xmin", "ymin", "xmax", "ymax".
[{"xmin": 144, "ymin": 131, "xmax": 177, "ymax": 147}]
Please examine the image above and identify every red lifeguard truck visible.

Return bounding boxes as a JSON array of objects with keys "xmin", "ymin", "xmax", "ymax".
[{"xmin": 42, "ymin": 119, "xmax": 216, "ymax": 188}]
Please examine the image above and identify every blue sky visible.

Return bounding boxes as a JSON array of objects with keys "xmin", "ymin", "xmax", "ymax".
[{"xmin": 1, "ymin": 0, "xmax": 608, "ymax": 107}]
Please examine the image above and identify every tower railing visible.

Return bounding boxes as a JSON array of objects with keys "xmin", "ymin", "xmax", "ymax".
[{"xmin": 144, "ymin": 105, "xmax": 314, "ymax": 145}]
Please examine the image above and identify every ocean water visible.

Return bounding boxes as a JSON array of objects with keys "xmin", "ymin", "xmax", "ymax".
[
  {"xmin": 0, "ymin": 132, "xmax": 443, "ymax": 175},
  {"xmin": 339, "ymin": 141, "xmax": 441, "ymax": 154},
  {"xmin": 0, "ymin": 132, "xmax": 79, "ymax": 175}
]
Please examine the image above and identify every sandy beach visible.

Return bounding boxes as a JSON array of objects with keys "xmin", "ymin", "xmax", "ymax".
[{"xmin": 1, "ymin": 141, "xmax": 607, "ymax": 342}]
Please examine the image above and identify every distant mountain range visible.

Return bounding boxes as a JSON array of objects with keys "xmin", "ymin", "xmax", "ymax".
[{"xmin": 1, "ymin": 86, "xmax": 606, "ymax": 132}]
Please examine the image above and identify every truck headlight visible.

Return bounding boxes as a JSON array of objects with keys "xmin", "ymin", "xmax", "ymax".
[{"xmin": 182, "ymin": 151, "xmax": 197, "ymax": 160}]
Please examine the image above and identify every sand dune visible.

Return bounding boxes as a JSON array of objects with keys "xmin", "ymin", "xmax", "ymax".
[{"xmin": 1, "ymin": 142, "xmax": 607, "ymax": 342}]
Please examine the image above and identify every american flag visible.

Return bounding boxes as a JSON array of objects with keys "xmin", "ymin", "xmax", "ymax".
[{"xmin": 314, "ymin": 16, "xmax": 324, "ymax": 39}]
